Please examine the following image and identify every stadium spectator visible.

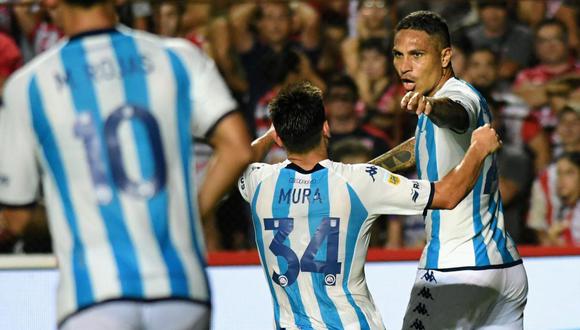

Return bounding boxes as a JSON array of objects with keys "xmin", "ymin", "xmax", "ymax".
[
  {"xmin": 229, "ymin": 2, "xmax": 322, "ymax": 129},
  {"xmin": 465, "ymin": 0, "xmax": 534, "ymax": 81},
  {"xmin": 0, "ymin": 32, "xmax": 22, "ymax": 98},
  {"xmin": 465, "ymin": 47, "xmax": 552, "ymax": 173},
  {"xmin": 324, "ymin": 74, "xmax": 389, "ymax": 159},
  {"xmin": 528, "ymin": 152, "xmax": 580, "ymax": 246},
  {"xmin": 115, "ymin": 0, "xmax": 152, "ymax": 31},
  {"xmin": 553, "ymin": 105, "xmax": 580, "ymax": 158},
  {"xmin": 240, "ymin": 81, "xmax": 503, "ymax": 329},
  {"xmin": 13, "ymin": 0, "xmax": 62, "ymax": 58},
  {"xmin": 513, "ymin": 19, "xmax": 580, "ymax": 111},
  {"xmin": 0, "ymin": 0, "xmax": 252, "ymax": 329},
  {"xmin": 393, "ymin": 11, "xmax": 527, "ymax": 328},
  {"xmin": 525, "ymin": 106, "xmax": 579, "ymax": 246},
  {"xmin": 341, "ymin": 0, "xmax": 393, "ymax": 77}
]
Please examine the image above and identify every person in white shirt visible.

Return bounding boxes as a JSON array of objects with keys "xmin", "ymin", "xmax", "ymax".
[{"xmin": 392, "ymin": 11, "xmax": 528, "ymax": 329}]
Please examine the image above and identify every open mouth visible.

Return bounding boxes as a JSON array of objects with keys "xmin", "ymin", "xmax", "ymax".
[{"xmin": 401, "ymin": 78, "xmax": 416, "ymax": 91}]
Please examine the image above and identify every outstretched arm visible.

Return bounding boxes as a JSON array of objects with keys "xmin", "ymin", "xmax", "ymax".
[
  {"xmin": 430, "ymin": 124, "xmax": 501, "ymax": 209},
  {"xmin": 402, "ymin": 92, "xmax": 470, "ymax": 133}
]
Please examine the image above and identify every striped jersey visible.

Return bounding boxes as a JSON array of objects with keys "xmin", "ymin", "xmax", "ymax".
[
  {"xmin": 238, "ymin": 160, "xmax": 434, "ymax": 329},
  {"xmin": 415, "ymin": 77, "xmax": 520, "ymax": 270},
  {"xmin": 0, "ymin": 26, "xmax": 237, "ymax": 323}
]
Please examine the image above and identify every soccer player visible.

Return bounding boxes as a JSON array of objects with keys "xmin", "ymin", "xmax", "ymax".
[
  {"xmin": 239, "ymin": 81, "xmax": 502, "ymax": 329},
  {"xmin": 392, "ymin": 11, "xmax": 528, "ymax": 328},
  {"xmin": 0, "ymin": 0, "xmax": 252, "ymax": 329}
]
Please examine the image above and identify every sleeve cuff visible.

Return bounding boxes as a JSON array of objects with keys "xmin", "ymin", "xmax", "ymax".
[
  {"xmin": 423, "ymin": 182, "xmax": 435, "ymax": 216},
  {"xmin": 204, "ymin": 109, "xmax": 239, "ymax": 140}
]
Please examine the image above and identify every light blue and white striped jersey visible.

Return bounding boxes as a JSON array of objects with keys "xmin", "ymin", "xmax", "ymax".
[
  {"xmin": 0, "ymin": 26, "xmax": 237, "ymax": 323},
  {"xmin": 415, "ymin": 77, "xmax": 520, "ymax": 270},
  {"xmin": 239, "ymin": 160, "xmax": 433, "ymax": 330}
]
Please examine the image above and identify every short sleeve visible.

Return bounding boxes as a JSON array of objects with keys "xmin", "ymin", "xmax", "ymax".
[
  {"xmin": 348, "ymin": 165, "xmax": 434, "ymax": 216},
  {"xmin": 238, "ymin": 162, "xmax": 268, "ymax": 202},
  {"xmin": 166, "ymin": 39, "xmax": 237, "ymax": 139},
  {"xmin": 0, "ymin": 79, "xmax": 40, "ymax": 205},
  {"xmin": 187, "ymin": 46, "xmax": 237, "ymax": 138},
  {"xmin": 438, "ymin": 81, "xmax": 480, "ymax": 129}
]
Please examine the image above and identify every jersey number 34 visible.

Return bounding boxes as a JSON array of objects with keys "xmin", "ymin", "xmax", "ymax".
[{"xmin": 264, "ymin": 217, "xmax": 341, "ymax": 287}]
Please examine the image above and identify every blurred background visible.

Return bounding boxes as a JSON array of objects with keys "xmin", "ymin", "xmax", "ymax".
[{"xmin": 0, "ymin": 0, "xmax": 578, "ymax": 255}]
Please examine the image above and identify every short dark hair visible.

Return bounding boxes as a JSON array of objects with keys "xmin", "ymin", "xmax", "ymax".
[
  {"xmin": 65, "ymin": 0, "xmax": 109, "ymax": 8},
  {"xmin": 476, "ymin": 0, "xmax": 508, "ymax": 9},
  {"xmin": 269, "ymin": 82, "xmax": 326, "ymax": 154},
  {"xmin": 326, "ymin": 74, "xmax": 359, "ymax": 102},
  {"xmin": 359, "ymin": 37, "xmax": 389, "ymax": 55},
  {"xmin": 557, "ymin": 152, "xmax": 580, "ymax": 169},
  {"xmin": 536, "ymin": 18, "xmax": 569, "ymax": 43},
  {"xmin": 395, "ymin": 11, "xmax": 451, "ymax": 49},
  {"xmin": 469, "ymin": 47, "xmax": 498, "ymax": 64}
]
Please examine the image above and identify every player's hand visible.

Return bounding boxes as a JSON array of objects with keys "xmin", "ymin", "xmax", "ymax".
[
  {"xmin": 401, "ymin": 91, "xmax": 432, "ymax": 116},
  {"xmin": 471, "ymin": 124, "xmax": 502, "ymax": 155}
]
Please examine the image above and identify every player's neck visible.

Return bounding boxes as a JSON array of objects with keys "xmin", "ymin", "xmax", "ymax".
[
  {"xmin": 60, "ymin": 4, "xmax": 118, "ymax": 38},
  {"xmin": 427, "ymin": 67, "xmax": 455, "ymax": 97},
  {"xmin": 286, "ymin": 144, "xmax": 328, "ymax": 171}
]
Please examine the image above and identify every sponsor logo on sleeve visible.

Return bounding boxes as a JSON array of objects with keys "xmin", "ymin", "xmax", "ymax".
[
  {"xmin": 410, "ymin": 181, "xmax": 421, "ymax": 203},
  {"xmin": 365, "ymin": 165, "xmax": 378, "ymax": 182},
  {"xmin": 387, "ymin": 174, "xmax": 400, "ymax": 186}
]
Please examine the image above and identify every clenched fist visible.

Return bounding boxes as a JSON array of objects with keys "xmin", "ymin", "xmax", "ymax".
[{"xmin": 471, "ymin": 124, "xmax": 503, "ymax": 155}]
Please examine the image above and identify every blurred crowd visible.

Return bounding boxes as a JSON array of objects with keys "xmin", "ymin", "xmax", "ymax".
[{"xmin": 0, "ymin": 0, "xmax": 578, "ymax": 253}]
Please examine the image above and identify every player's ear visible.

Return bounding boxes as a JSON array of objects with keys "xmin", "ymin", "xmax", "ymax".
[
  {"xmin": 441, "ymin": 47, "xmax": 452, "ymax": 68},
  {"xmin": 322, "ymin": 121, "xmax": 331, "ymax": 138}
]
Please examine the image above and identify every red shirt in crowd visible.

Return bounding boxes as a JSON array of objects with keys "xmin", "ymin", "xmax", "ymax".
[{"xmin": 0, "ymin": 32, "xmax": 23, "ymax": 78}]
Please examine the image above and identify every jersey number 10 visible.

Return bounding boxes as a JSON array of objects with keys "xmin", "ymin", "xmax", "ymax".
[
  {"xmin": 74, "ymin": 105, "xmax": 166, "ymax": 204},
  {"xmin": 264, "ymin": 217, "xmax": 341, "ymax": 287}
]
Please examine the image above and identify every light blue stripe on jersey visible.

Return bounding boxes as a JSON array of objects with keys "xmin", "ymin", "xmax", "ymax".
[
  {"xmin": 167, "ymin": 48, "xmax": 210, "ymax": 295},
  {"xmin": 488, "ymin": 196, "xmax": 514, "ymax": 263},
  {"xmin": 308, "ymin": 169, "xmax": 343, "ymax": 329},
  {"xmin": 471, "ymin": 105, "xmax": 491, "ymax": 266},
  {"xmin": 425, "ymin": 119, "xmax": 441, "ymax": 269},
  {"xmin": 273, "ymin": 169, "xmax": 312, "ymax": 329},
  {"xmin": 251, "ymin": 184, "xmax": 282, "ymax": 329},
  {"xmin": 471, "ymin": 172, "xmax": 491, "ymax": 266},
  {"xmin": 415, "ymin": 115, "xmax": 425, "ymax": 179},
  {"xmin": 344, "ymin": 185, "xmax": 371, "ymax": 330},
  {"xmin": 29, "ymin": 77, "xmax": 95, "ymax": 308},
  {"xmin": 111, "ymin": 33, "xmax": 189, "ymax": 296},
  {"xmin": 60, "ymin": 40, "xmax": 143, "ymax": 297}
]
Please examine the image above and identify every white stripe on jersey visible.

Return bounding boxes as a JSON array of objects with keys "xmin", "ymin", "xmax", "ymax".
[{"xmin": 416, "ymin": 77, "xmax": 520, "ymax": 270}]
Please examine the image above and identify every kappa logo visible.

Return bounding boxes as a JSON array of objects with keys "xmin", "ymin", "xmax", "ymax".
[
  {"xmin": 417, "ymin": 287, "xmax": 434, "ymax": 300},
  {"xmin": 0, "ymin": 175, "xmax": 8, "ymax": 185},
  {"xmin": 410, "ymin": 319, "xmax": 426, "ymax": 330},
  {"xmin": 365, "ymin": 166, "xmax": 378, "ymax": 182},
  {"xmin": 421, "ymin": 270, "xmax": 437, "ymax": 283},
  {"xmin": 412, "ymin": 303, "xmax": 430, "ymax": 316}
]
